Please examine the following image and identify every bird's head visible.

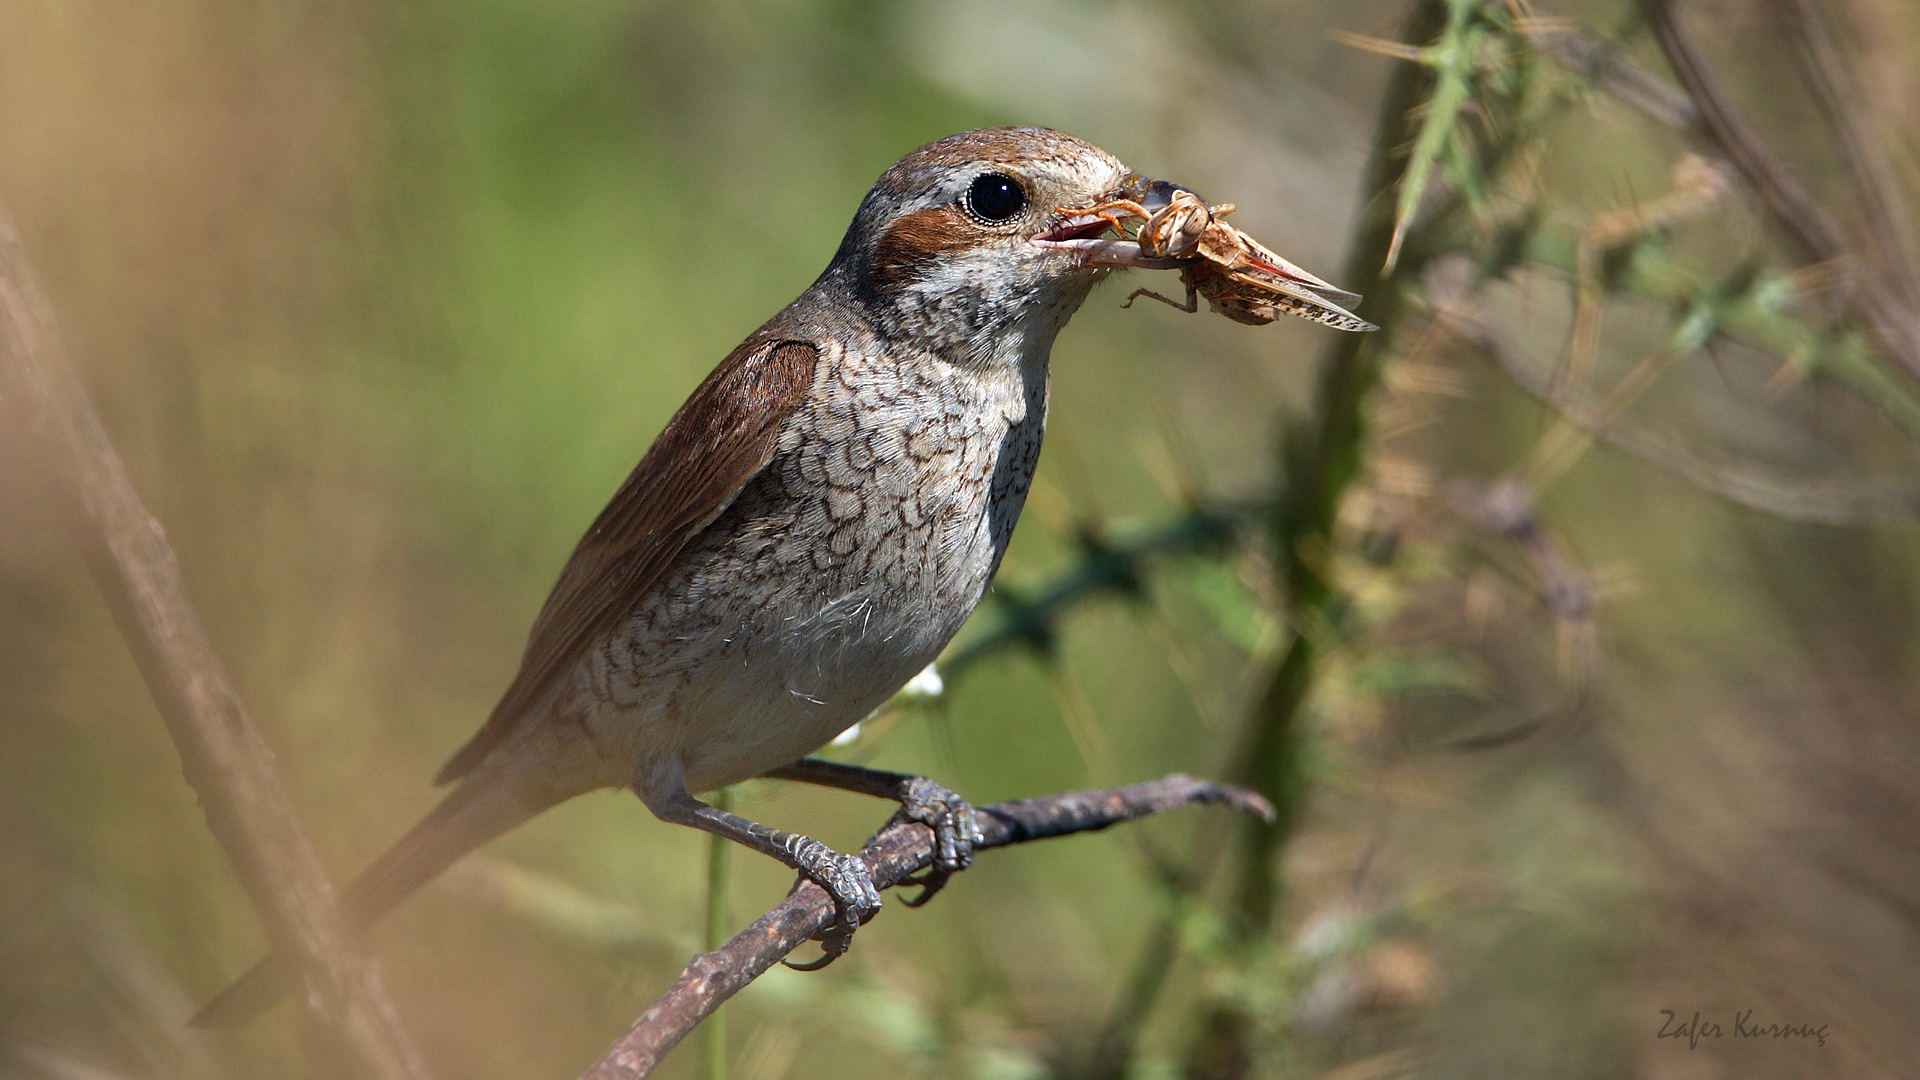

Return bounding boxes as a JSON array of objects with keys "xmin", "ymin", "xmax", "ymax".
[{"xmin": 823, "ymin": 127, "xmax": 1172, "ymax": 365}]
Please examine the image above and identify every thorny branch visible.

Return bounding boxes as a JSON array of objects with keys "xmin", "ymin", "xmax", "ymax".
[
  {"xmin": 1643, "ymin": 1, "xmax": 1850, "ymax": 264},
  {"xmin": 0, "ymin": 196, "xmax": 431, "ymax": 1080},
  {"xmin": 1432, "ymin": 288, "xmax": 1920, "ymax": 526},
  {"xmin": 579, "ymin": 774, "xmax": 1273, "ymax": 1080},
  {"xmin": 1641, "ymin": 1, "xmax": 1920, "ymax": 380},
  {"xmin": 1769, "ymin": 0, "xmax": 1920, "ymax": 298},
  {"xmin": 941, "ymin": 504, "xmax": 1248, "ymax": 679},
  {"xmin": 1523, "ymin": 25, "xmax": 1701, "ymax": 133},
  {"xmin": 1528, "ymin": 9, "xmax": 1920, "ymax": 382},
  {"xmin": 1448, "ymin": 478, "xmax": 1597, "ymax": 678},
  {"xmin": 1510, "ymin": 11, "xmax": 1920, "ymax": 522}
]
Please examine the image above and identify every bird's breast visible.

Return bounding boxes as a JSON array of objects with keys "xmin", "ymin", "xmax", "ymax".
[
  {"xmin": 752, "ymin": 343, "xmax": 1043, "ymax": 658},
  {"xmin": 592, "ymin": 341, "xmax": 1047, "ymax": 790}
]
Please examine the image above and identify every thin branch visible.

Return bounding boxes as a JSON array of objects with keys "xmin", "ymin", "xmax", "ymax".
[
  {"xmin": 1435, "ymin": 298, "xmax": 1920, "ymax": 525},
  {"xmin": 1523, "ymin": 25, "xmax": 1701, "ymax": 133},
  {"xmin": 1642, "ymin": 1, "xmax": 1920, "ymax": 380},
  {"xmin": 1186, "ymin": 6, "xmax": 1455, "ymax": 1076},
  {"xmin": 580, "ymin": 775, "xmax": 1274, "ymax": 1080},
  {"xmin": 1449, "ymin": 479, "xmax": 1592, "ymax": 628},
  {"xmin": 1527, "ymin": 12, "xmax": 1920, "ymax": 382},
  {"xmin": 1769, "ymin": 0, "xmax": 1920, "ymax": 299},
  {"xmin": 1447, "ymin": 477, "xmax": 1599, "ymax": 685},
  {"xmin": 1644, "ymin": 1, "xmax": 1849, "ymax": 263},
  {"xmin": 0, "ymin": 196, "xmax": 431, "ymax": 1080}
]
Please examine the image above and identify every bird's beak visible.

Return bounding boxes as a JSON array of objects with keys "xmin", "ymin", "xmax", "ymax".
[{"xmin": 1028, "ymin": 175, "xmax": 1193, "ymax": 270}]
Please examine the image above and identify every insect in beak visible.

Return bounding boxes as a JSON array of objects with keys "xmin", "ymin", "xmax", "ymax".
[
  {"xmin": 1029, "ymin": 176, "xmax": 1192, "ymax": 269},
  {"xmin": 1033, "ymin": 173, "xmax": 1376, "ymax": 332}
]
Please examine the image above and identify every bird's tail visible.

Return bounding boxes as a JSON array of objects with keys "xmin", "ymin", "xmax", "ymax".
[{"xmin": 188, "ymin": 771, "xmax": 545, "ymax": 1028}]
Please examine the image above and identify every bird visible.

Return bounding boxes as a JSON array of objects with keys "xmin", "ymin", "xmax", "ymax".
[{"xmin": 191, "ymin": 126, "xmax": 1367, "ymax": 1026}]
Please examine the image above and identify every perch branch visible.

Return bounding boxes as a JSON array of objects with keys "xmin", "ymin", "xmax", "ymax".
[
  {"xmin": 0, "ymin": 196, "xmax": 431, "ymax": 1080},
  {"xmin": 580, "ymin": 774, "xmax": 1273, "ymax": 1080}
]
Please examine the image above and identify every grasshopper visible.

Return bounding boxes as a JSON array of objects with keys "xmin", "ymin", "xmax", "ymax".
[{"xmin": 1068, "ymin": 178, "xmax": 1376, "ymax": 332}]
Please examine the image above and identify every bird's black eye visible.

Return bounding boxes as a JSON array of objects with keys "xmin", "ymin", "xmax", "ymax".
[{"xmin": 965, "ymin": 172, "xmax": 1026, "ymax": 223}]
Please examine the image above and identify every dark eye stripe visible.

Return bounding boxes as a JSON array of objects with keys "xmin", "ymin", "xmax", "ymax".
[{"xmin": 965, "ymin": 173, "xmax": 1026, "ymax": 223}]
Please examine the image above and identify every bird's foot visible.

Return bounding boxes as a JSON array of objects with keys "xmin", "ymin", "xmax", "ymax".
[
  {"xmin": 782, "ymin": 840, "xmax": 882, "ymax": 971},
  {"xmin": 889, "ymin": 776, "xmax": 982, "ymax": 907}
]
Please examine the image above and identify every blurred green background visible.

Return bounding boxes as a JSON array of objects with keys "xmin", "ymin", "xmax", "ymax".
[{"xmin": 5, "ymin": 1, "xmax": 1920, "ymax": 1078}]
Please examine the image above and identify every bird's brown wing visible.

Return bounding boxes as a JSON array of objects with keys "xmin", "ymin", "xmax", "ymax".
[{"xmin": 434, "ymin": 337, "xmax": 820, "ymax": 785}]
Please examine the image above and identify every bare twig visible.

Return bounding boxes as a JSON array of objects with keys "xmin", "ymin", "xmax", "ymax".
[
  {"xmin": 1568, "ymin": 153, "xmax": 1735, "ymax": 383},
  {"xmin": 581, "ymin": 775, "xmax": 1273, "ymax": 1080},
  {"xmin": 1770, "ymin": 0, "xmax": 1920, "ymax": 299},
  {"xmin": 0, "ymin": 196, "xmax": 431, "ymax": 1080}
]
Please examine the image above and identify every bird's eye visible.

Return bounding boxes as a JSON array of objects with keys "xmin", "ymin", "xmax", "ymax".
[{"xmin": 964, "ymin": 172, "xmax": 1026, "ymax": 223}]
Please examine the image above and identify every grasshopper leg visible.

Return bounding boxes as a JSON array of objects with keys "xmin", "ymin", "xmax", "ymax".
[{"xmin": 1122, "ymin": 280, "xmax": 1200, "ymax": 313}]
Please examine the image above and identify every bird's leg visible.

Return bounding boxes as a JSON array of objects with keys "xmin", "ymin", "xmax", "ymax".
[
  {"xmin": 640, "ymin": 782, "xmax": 881, "ymax": 968},
  {"xmin": 765, "ymin": 758, "xmax": 982, "ymax": 906}
]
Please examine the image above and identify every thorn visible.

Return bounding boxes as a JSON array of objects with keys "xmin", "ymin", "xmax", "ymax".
[
  {"xmin": 1329, "ymin": 27, "xmax": 1424, "ymax": 62},
  {"xmin": 1384, "ymin": 218, "xmax": 1410, "ymax": 274}
]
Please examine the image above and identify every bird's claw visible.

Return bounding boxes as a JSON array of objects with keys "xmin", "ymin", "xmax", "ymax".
[
  {"xmin": 781, "ymin": 847, "xmax": 881, "ymax": 972},
  {"xmin": 895, "ymin": 867, "xmax": 949, "ymax": 907},
  {"xmin": 893, "ymin": 776, "xmax": 982, "ymax": 882},
  {"xmin": 778, "ymin": 778, "xmax": 979, "ymax": 970}
]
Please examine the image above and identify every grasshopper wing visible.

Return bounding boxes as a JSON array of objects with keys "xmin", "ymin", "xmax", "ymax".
[{"xmin": 1234, "ymin": 231, "xmax": 1366, "ymax": 309}]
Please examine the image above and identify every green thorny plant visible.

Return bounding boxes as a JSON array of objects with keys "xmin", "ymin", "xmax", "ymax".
[
  {"xmin": 868, "ymin": 1, "xmax": 1920, "ymax": 1078},
  {"xmin": 474, "ymin": 4, "xmax": 1920, "ymax": 1076}
]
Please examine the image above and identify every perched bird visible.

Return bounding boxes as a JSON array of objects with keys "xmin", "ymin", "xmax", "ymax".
[{"xmin": 192, "ymin": 127, "xmax": 1365, "ymax": 1026}]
